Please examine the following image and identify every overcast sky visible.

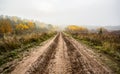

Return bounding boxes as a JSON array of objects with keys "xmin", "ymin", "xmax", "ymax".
[{"xmin": 0, "ymin": 0, "xmax": 120, "ymax": 27}]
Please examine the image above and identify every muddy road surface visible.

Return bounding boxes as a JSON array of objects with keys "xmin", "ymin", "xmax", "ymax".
[{"xmin": 10, "ymin": 33, "xmax": 112, "ymax": 74}]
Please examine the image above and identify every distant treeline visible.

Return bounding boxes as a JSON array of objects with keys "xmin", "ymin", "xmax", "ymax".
[
  {"xmin": 65, "ymin": 25, "xmax": 111, "ymax": 34},
  {"xmin": 0, "ymin": 15, "xmax": 58, "ymax": 37}
]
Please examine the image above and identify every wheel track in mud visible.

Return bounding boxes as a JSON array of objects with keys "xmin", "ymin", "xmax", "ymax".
[
  {"xmin": 63, "ymin": 34, "xmax": 112, "ymax": 74},
  {"xmin": 63, "ymin": 35, "xmax": 88, "ymax": 74},
  {"xmin": 10, "ymin": 33, "xmax": 112, "ymax": 74},
  {"xmin": 25, "ymin": 34, "xmax": 60, "ymax": 74},
  {"xmin": 26, "ymin": 33, "xmax": 72, "ymax": 74}
]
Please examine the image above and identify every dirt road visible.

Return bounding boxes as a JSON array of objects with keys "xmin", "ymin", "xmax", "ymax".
[{"xmin": 11, "ymin": 33, "xmax": 112, "ymax": 74}]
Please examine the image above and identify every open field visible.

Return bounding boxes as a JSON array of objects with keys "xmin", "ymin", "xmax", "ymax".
[
  {"xmin": 70, "ymin": 32, "xmax": 120, "ymax": 74},
  {"xmin": 1, "ymin": 33, "xmax": 112, "ymax": 74}
]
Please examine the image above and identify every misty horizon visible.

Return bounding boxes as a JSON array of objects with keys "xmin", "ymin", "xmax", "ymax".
[{"xmin": 0, "ymin": 0, "xmax": 120, "ymax": 27}]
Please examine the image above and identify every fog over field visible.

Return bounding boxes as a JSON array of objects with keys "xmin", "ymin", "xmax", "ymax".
[
  {"xmin": 0, "ymin": 0, "xmax": 120, "ymax": 74},
  {"xmin": 0, "ymin": 0, "xmax": 120, "ymax": 29}
]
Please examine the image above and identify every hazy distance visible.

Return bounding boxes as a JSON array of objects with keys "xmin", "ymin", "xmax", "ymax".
[{"xmin": 0, "ymin": 0, "xmax": 120, "ymax": 29}]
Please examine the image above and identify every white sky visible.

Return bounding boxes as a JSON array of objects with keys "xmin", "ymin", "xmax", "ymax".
[{"xmin": 0, "ymin": 0, "xmax": 120, "ymax": 27}]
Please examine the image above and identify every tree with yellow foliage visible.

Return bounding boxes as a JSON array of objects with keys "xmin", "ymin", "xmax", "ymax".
[
  {"xmin": 16, "ymin": 24, "xmax": 29, "ymax": 30},
  {"xmin": 27, "ymin": 22, "xmax": 35, "ymax": 29},
  {"xmin": 66, "ymin": 25, "xmax": 88, "ymax": 34},
  {"xmin": 0, "ymin": 19, "xmax": 12, "ymax": 34}
]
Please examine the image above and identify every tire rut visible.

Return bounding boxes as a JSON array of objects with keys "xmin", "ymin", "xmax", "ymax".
[
  {"xmin": 25, "ymin": 34, "xmax": 60, "ymax": 74},
  {"xmin": 10, "ymin": 33, "xmax": 112, "ymax": 74},
  {"xmin": 63, "ymin": 34, "xmax": 112, "ymax": 74},
  {"xmin": 43, "ymin": 33, "xmax": 72, "ymax": 74},
  {"xmin": 63, "ymin": 35, "xmax": 89, "ymax": 74}
]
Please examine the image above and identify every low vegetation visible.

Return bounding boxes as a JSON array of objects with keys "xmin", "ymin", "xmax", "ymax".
[
  {"xmin": 0, "ymin": 32, "xmax": 56, "ymax": 66},
  {"xmin": 65, "ymin": 25, "xmax": 120, "ymax": 74},
  {"xmin": 0, "ymin": 15, "xmax": 57, "ymax": 69}
]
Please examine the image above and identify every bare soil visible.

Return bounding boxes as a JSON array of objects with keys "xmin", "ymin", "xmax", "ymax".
[{"xmin": 10, "ymin": 33, "xmax": 112, "ymax": 74}]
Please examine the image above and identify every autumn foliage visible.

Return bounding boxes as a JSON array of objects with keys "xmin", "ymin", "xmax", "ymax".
[
  {"xmin": 0, "ymin": 19, "xmax": 12, "ymax": 34},
  {"xmin": 0, "ymin": 15, "xmax": 57, "ymax": 67},
  {"xmin": 66, "ymin": 25, "xmax": 120, "ymax": 73},
  {"xmin": 66, "ymin": 25, "xmax": 88, "ymax": 34},
  {"xmin": 0, "ymin": 15, "xmax": 57, "ymax": 36},
  {"xmin": 16, "ymin": 24, "xmax": 29, "ymax": 30}
]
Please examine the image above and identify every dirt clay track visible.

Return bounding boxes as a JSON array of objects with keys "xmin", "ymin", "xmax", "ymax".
[{"xmin": 10, "ymin": 33, "xmax": 112, "ymax": 74}]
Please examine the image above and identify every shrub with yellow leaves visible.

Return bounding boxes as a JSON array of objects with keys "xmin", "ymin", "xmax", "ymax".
[
  {"xmin": 16, "ymin": 24, "xmax": 29, "ymax": 30},
  {"xmin": 66, "ymin": 25, "xmax": 88, "ymax": 34}
]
